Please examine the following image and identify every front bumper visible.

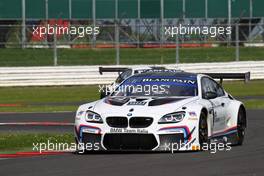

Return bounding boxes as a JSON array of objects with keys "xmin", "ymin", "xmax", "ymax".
[{"xmin": 75, "ymin": 124, "xmax": 199, "ymax": 152}]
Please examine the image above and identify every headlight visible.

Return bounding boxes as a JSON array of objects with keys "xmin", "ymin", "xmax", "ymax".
[
  {"xmin": 158, "ymin": 111, "xmax": 185, "ymax": 124},
  {"xmin": 85, "ymin": 111, "xmax": 103, "ymax": 123}
]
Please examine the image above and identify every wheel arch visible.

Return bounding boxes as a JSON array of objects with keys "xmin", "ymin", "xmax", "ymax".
[
  {"xmin": 183, "ymin": 102, "xmax": 213, "ymax": 139},
  {"xmin": 192, "ymin": 106, "xmax": 213, "ymax": 138},
  {"xmin": 226, "ymin": 100, "xmax": 247, "ymax": 128}
]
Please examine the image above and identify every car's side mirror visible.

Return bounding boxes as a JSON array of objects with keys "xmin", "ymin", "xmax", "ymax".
[{"xmin": 204, "ymin": 91, "xmax": 217, "ymax": 99}]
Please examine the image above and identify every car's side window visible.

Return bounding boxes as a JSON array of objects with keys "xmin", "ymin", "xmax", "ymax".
[
  {"xmin": 215, "ymin": 82, "xmax": 225, "ymax": 97},
  {"xmin": 201, "ymin": 77, "xmax": 215, "ymax": 98},
  {"xmin": 201, "ymin": 77, "xmax": 225, "ymax": 98},
  {"xmin": 116, "ymin": 69, "xmax": 132, "ymax": 84}
]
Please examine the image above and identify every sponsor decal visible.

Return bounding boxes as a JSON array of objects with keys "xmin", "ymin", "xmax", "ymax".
[
  {"xmin": 189, "ymin": 112, "xmax": 197, "ymax": 116},
  {"xmin": 142, "ymin": 78, "xmax": 196, "ymax": 85},
  {"xmin": 142, "ymin": 69, "xmax": 181, "ymax": 73},
  {"xmin": 110, "ymin": 128, "xmax": 148, "ymax": 134},
  {"xmin": 188, "ymin": 117, "xmax": 198, "ymax": 120},
  {"xmin": 127, "ymin": 101, "xmax": 147, "ymax": 106},
  {"xmin": 188, "ymin": 112, "xmax": 198, "ymax": 120},
  {"xmin": 210, "ymin": 126, "xmax": 237, "ymax": 138}
]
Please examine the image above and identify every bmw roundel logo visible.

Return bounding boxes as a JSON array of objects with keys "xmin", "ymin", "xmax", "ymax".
[{"xmin": 127, "ymin": 113, "xmax": 133, "ymax": 116}]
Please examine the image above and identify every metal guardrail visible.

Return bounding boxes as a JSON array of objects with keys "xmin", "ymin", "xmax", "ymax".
[{"xmin": 0, "ymin": 61, "xmax": 263, "ymax": 87}]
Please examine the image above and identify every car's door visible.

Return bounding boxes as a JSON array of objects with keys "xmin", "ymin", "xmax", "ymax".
[
  {"xmin": 201, "ymin": 77, "xmax": 227, "ymax": 132},
  {"xmin": 214, "ymin": 82, "xmax": 231, "ymax": 131}
]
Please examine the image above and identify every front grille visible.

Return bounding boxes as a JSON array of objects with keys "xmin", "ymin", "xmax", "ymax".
[
  {"xmin": 129, "ymin": 117, "xmax": 153, "ymax": 128},
  {"xmin": 106, "ymin": 117, "xmax": 128, "ymax": 128},
  {"xmin": 103, "ymin": 133, "xmax": 158, "ymax": 150}
]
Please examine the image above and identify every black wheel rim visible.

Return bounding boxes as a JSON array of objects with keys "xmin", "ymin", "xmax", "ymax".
[
  {"xmin": 199, "ymin": 116, "xmax": 208, "ymax": 145},
  {"xmin": 237, "ymin": 110, "xmax": 246, "ymax": 140}
]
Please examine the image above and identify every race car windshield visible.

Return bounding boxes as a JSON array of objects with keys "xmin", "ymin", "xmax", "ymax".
[{"xmin": 112, "ymin": 76, "xmax": 198, "ymax": 97}]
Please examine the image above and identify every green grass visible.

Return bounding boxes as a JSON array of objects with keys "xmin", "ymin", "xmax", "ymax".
[
  {"xmin": 0, "ymin": 85, "xmax": 98, "ymax": 104},
  {"xmin": 0, "ymin": 133, "xmax": 74, "ymax": 153},
  {"xmin": 243, "ymin": 100, "xmax": 264, "ymax": 109},
  {"xmin": 223, "ymin": 80, "xmax": 264, "ymax": 97},
  {"xmin": 0, "ymin": 80, "xmax": 263, "ymax": 112},
  {"xmin": 0, "ymin": 106, "xmax": 77, "ymax": 113},
  {"xmin": 0, "ymin": 47, "xmax": 263, "ymax": 66},
  {"xmin": 0, "ymin": 85, "xmax": 99, "ymax": 112},
  {"xmin": 216, "ymin": 80, "xmax": 264, "ymax": 109}
]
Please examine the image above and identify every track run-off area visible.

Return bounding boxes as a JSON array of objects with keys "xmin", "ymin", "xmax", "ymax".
[{"xmin": 0, "ymin": 110, "xmax": 263, "ymax": 176}]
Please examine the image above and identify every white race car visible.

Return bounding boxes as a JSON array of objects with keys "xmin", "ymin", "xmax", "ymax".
[{"xmin": 75, "ymin": 69, "xmax": 248, "ymax": 152}]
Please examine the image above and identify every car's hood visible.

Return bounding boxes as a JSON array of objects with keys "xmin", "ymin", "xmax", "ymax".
[{"xmin": 81, "ymin": 96, "xmax": 199, "ymax": 118}]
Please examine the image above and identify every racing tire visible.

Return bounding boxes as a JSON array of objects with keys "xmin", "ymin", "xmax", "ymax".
[
  {"xmin": 236, "ymin": 107, "xmax": 247, "ymax": 145},
  {"xmin": 199, "ymin": 111, "xmax": 209, "ymax": 149}
]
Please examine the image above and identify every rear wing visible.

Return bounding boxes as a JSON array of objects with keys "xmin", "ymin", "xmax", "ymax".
[
  {"xmin": 99, "ymin": 67, "xmax": 250, "ymax": 84},
  {"xmin": 203, "ymin": 72, "xmax": 250, "ymax": 84},
  {"xmin": 99, "ymin": 67, "xmax": 128, "ymax": 75},
  {"xmin": 98, "ymin": 66, "xmax": 166, "ymax": 75}
]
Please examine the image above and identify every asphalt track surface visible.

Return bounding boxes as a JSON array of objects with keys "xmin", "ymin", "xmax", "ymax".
[
  {"xmin": 0, "ymin": 112, "xmax": 74, "ymax": 133},
  {"xmin": 0, "ymin": 112, "xmax": 75, "ymax": 123},
  {"xmin": 0, "ymin": 110, "xmax": 264, "ymax": 176}
]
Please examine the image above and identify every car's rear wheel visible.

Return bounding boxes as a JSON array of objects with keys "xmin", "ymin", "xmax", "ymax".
[
  {"xmin": 199, "ymin": 111, "xmax": 209, "ymax": 148},
  {"xmin": 236, "ymin": 107, "xmax": 246, "ymax": 145}
]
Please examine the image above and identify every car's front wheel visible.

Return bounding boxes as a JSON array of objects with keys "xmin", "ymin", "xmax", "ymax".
[
  {"xmin": 199, "ymin": 111, "xmax": 209, "ymax": 149},
  {"xmin": 236, "ymin": 107, "xmax": 247, "ymax": 145}
]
